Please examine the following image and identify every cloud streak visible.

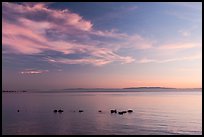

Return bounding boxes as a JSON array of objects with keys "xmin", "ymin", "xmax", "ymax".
[
  {"xmin": 158, "ymin": 42, "xmax": 200, "ymax": 50},
  {"xmin": 137, "ymin": 54, "xmax": 201, "ymax": 64},
  {"xmin": 20, "ymin": 69, "xmax": 49, "ymax": 74},
  {"xmin": 45, "ymin": 49, "xmax": 135, "ymax": 66},
  {"xmin": 178, "ymin": 30, "xmax": 191, "ymax": 37}
]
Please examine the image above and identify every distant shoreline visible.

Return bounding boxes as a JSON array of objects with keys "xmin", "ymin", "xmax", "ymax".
[
  {"xmin": 2, "ymin": 87, "xmax": 202, "ymax": 93},
  {"xmin": 123, "ymin": 87, "xmax": 175, "ymax": 89},
  {"xmin": 64, "ymin": 87, "xmax": 202, "ymax": 90},
  {"xmin": 2, "ymin": 90, "xmax": 27, "ymax": 93},
  {"xmin": 3, "ymin": 88, "xmax": 201, "ymax": 94}
]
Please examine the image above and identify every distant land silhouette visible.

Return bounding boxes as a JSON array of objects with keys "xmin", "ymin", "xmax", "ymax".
[
  {"xmin": 63, "ymin": 88, "xmax": 113, "ymax": 90},
  {"xmin": 63, "ymin": 87, "xmax": 201, "ymax": 90},
  {"xmin": 123, "ymin": 87, "xmax": 175, "ymax": 89},
  {"xmin": 2, "ymin": 90, "xmax": 27, "ymax": 93},
  {"xmin": 61, "ymin": 87, "xmax": 202, "ymax": 92}
]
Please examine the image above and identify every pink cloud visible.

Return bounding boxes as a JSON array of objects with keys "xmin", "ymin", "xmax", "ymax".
[
  {"xmin": 20, "ymin": 69, "xmax": 49, "ymax": 74},
  {"xmin": 125, "ymin": 34, "xmax": 154, "ymax": 49},
  {"xmin": 158, "ymin": 43, "xmax": 199, "ymax": 50},
  {"xmin": 3, "ymin": 17, "xmax": 82, "ymax": 54},
  {"xmin": 137, "ymin": 53, "xmax": 201, "ymax": 64},
  {"xmin": 3, "ymin": 2, "xmax": 150, "ymax": 66},
  {"xmin": 126, "ymin": 5, "xmax": 138, "ymax": 11},
  {"xmin": 3, "ymin": 2, "xmax": 93, "ymax": 31},
  {"xmin": 47, "ymin": 58, "xmax": 111, "ymax": 66},
  {"xmin": 137, "ymin": 58, "xmax": 156, "ymax": 63},
  {"xmin": 45, "ymin": 47, "xmax": 135, "ymax": 66},
  {"xmin": 91, "ymin": 29, "xmax": 128, "ymax": 39},
  {"xmin": 46, "ymin": 56, "xmax": 134, "ymax": 66}
]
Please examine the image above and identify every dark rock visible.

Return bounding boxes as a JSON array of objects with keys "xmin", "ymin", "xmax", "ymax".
[
  {"xmin": 53, "ymin": 110, "xmax": 57, "ymax": 113},
  {"xmin": 17, "ymin": 110, "xmax": 19, "ymax": 112},
  {"xmin": 127, "ymin": 109, "xmax": 133, "ymax": 113},
  {"xmin": 98, "ymin": 110, "xmax": 102, "ymax": 112},
  {"xmin": 79, "ymin": 110, "xmax": 83, "ymax": 112},
  {"xmin": 122, "ymin": 111, "xmax": 127, "ymax": 113},
  {"xmin": 118, "ymin": 112, "xmax": 124, "ymax": 115},
  {"xmin": 110, "ymin": 109, "xmax": 117, "ymax": 113},
  {"xmin": 58, "ymin": 109, "xmax": 63, "ymax": 113}
]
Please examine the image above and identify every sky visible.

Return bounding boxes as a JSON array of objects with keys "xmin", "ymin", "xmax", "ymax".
[{"xmin": 2, "ymin": 2, "xmax": 202, "ymax": 90}]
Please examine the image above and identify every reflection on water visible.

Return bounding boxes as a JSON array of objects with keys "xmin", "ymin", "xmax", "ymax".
[{"xmin": 2, "ymin": 91, "xmax": 202, "ymax": 135}]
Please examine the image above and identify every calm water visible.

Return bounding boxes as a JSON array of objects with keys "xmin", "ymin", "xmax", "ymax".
[{"xmin": 2, "ymin": 90, "xmax": 202, "ymax": 135}]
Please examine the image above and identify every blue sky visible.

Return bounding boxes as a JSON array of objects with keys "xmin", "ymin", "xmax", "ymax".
[{"xmin": 2, "ymin": 2, "xmax": 202, "ymax": 90}]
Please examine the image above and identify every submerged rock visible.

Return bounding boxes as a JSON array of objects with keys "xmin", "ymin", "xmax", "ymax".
[
  {"xmin": 110, "ymin": 109, "xmax": 117, "ymax": 113},
  {"xmin": 127, "ymin": 109, "xmax": 133, "ymax": 113},
  {"xmin": 118, "ymin": 112, "xmax": 124, "ymax": 115},
  {"xmin": 79, "ymin": 110, "xmax": 83, "ymax": 112},
  {"xmin": 58, "ymin": 109, "xmax": 63, "ymax": 113},
  {"xmin": 53, "ymin": 110, "xmax": 58, "ymax": 113}
]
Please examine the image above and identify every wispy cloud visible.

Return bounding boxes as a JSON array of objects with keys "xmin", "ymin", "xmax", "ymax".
[
  {"xmin": 166, "ymin": 2, "xmax": 202, "ymax": 11},
  {"xmin": 127, "ymin": 5, "xmax": 138, "ymax": 11},
  {"xmin": 3, "ymin": 2, "xmax": 139, "ymax": 66},
  {"xmin": 178, "ymin": 30, "xmax": 191, "ymax": 37},
  {"xmin": 45, "ymin": 49, "xmax": 135, "ymax": 66},
  {"xmin": 164, "ymin": 2, "xmax": 201, "ymax": 25},
  {"xmin": 137, "ymin": 53, "xmax": 201, "ymax": 64},
  {"xmin": 121, "ymin": 34, "xmax": 154, "ymax": 49},
  {"xmin": 3, "ymin": 2, "xmax": 93, "ymax": 31},
  {"xmin": 20, "ymin": 69, "xmax": 49, "ymax": 74},
  {"xmin": 158, "ymin": 42, "xmax": 200, "ymax": 50},
  {"xmin": 178, "ymin": 25, "xmax": 198, "ymax": 37},
  {"xmin": 177, "ymin": 67, "xmax": 201, "ymax": 72},
  {"xmin": 90, "ymin": 29, "xmax": 128, "ymax": 39}
]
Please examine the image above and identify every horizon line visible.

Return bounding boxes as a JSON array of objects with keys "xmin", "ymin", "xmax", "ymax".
[{"xmin": 2, "ymin": 86, "xmax": 202, "ymax": 91}]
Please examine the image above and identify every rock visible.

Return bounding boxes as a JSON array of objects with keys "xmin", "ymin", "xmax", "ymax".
[
  {"xmin": 122, "ymin": 111, "xmax": 127, "ymax": 113},
  {"xmin": 118, "ymin": 112, "xmax": 124, "ymax": 115},
  {"xmin": 110, "ymin": 109, "xmax": 117, "ymax": 113},
  {"xmin": 127, "ymin": 109, "xmax": 133, "ymax": 113},
  {"xmin": 79, "ymin": 110, "xmax": 83, "ymax": 112},
  {"xmin": 53, "ymin": 109, "xmax": 57, "ymax": 112},
  {"xmin": 17, "ymin": 110, "xmax": 19, "ymax": 112},
  {"xmin": 98, "ymin": 110, "xmax": 102, "ymax": 112},
  {"xmin": 58, "ymin": 109, "xmax": 63, "ymax": 113}
]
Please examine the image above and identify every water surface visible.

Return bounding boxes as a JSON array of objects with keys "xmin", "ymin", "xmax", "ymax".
[{"xmin": 2, "ymin": 90, "xmax": 202, "ymax": 135}]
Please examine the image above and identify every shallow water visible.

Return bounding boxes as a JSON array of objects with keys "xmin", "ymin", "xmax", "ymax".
[{"xmin": 2, "ymin": 91, "xmax": 202, "ymax": 135}]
